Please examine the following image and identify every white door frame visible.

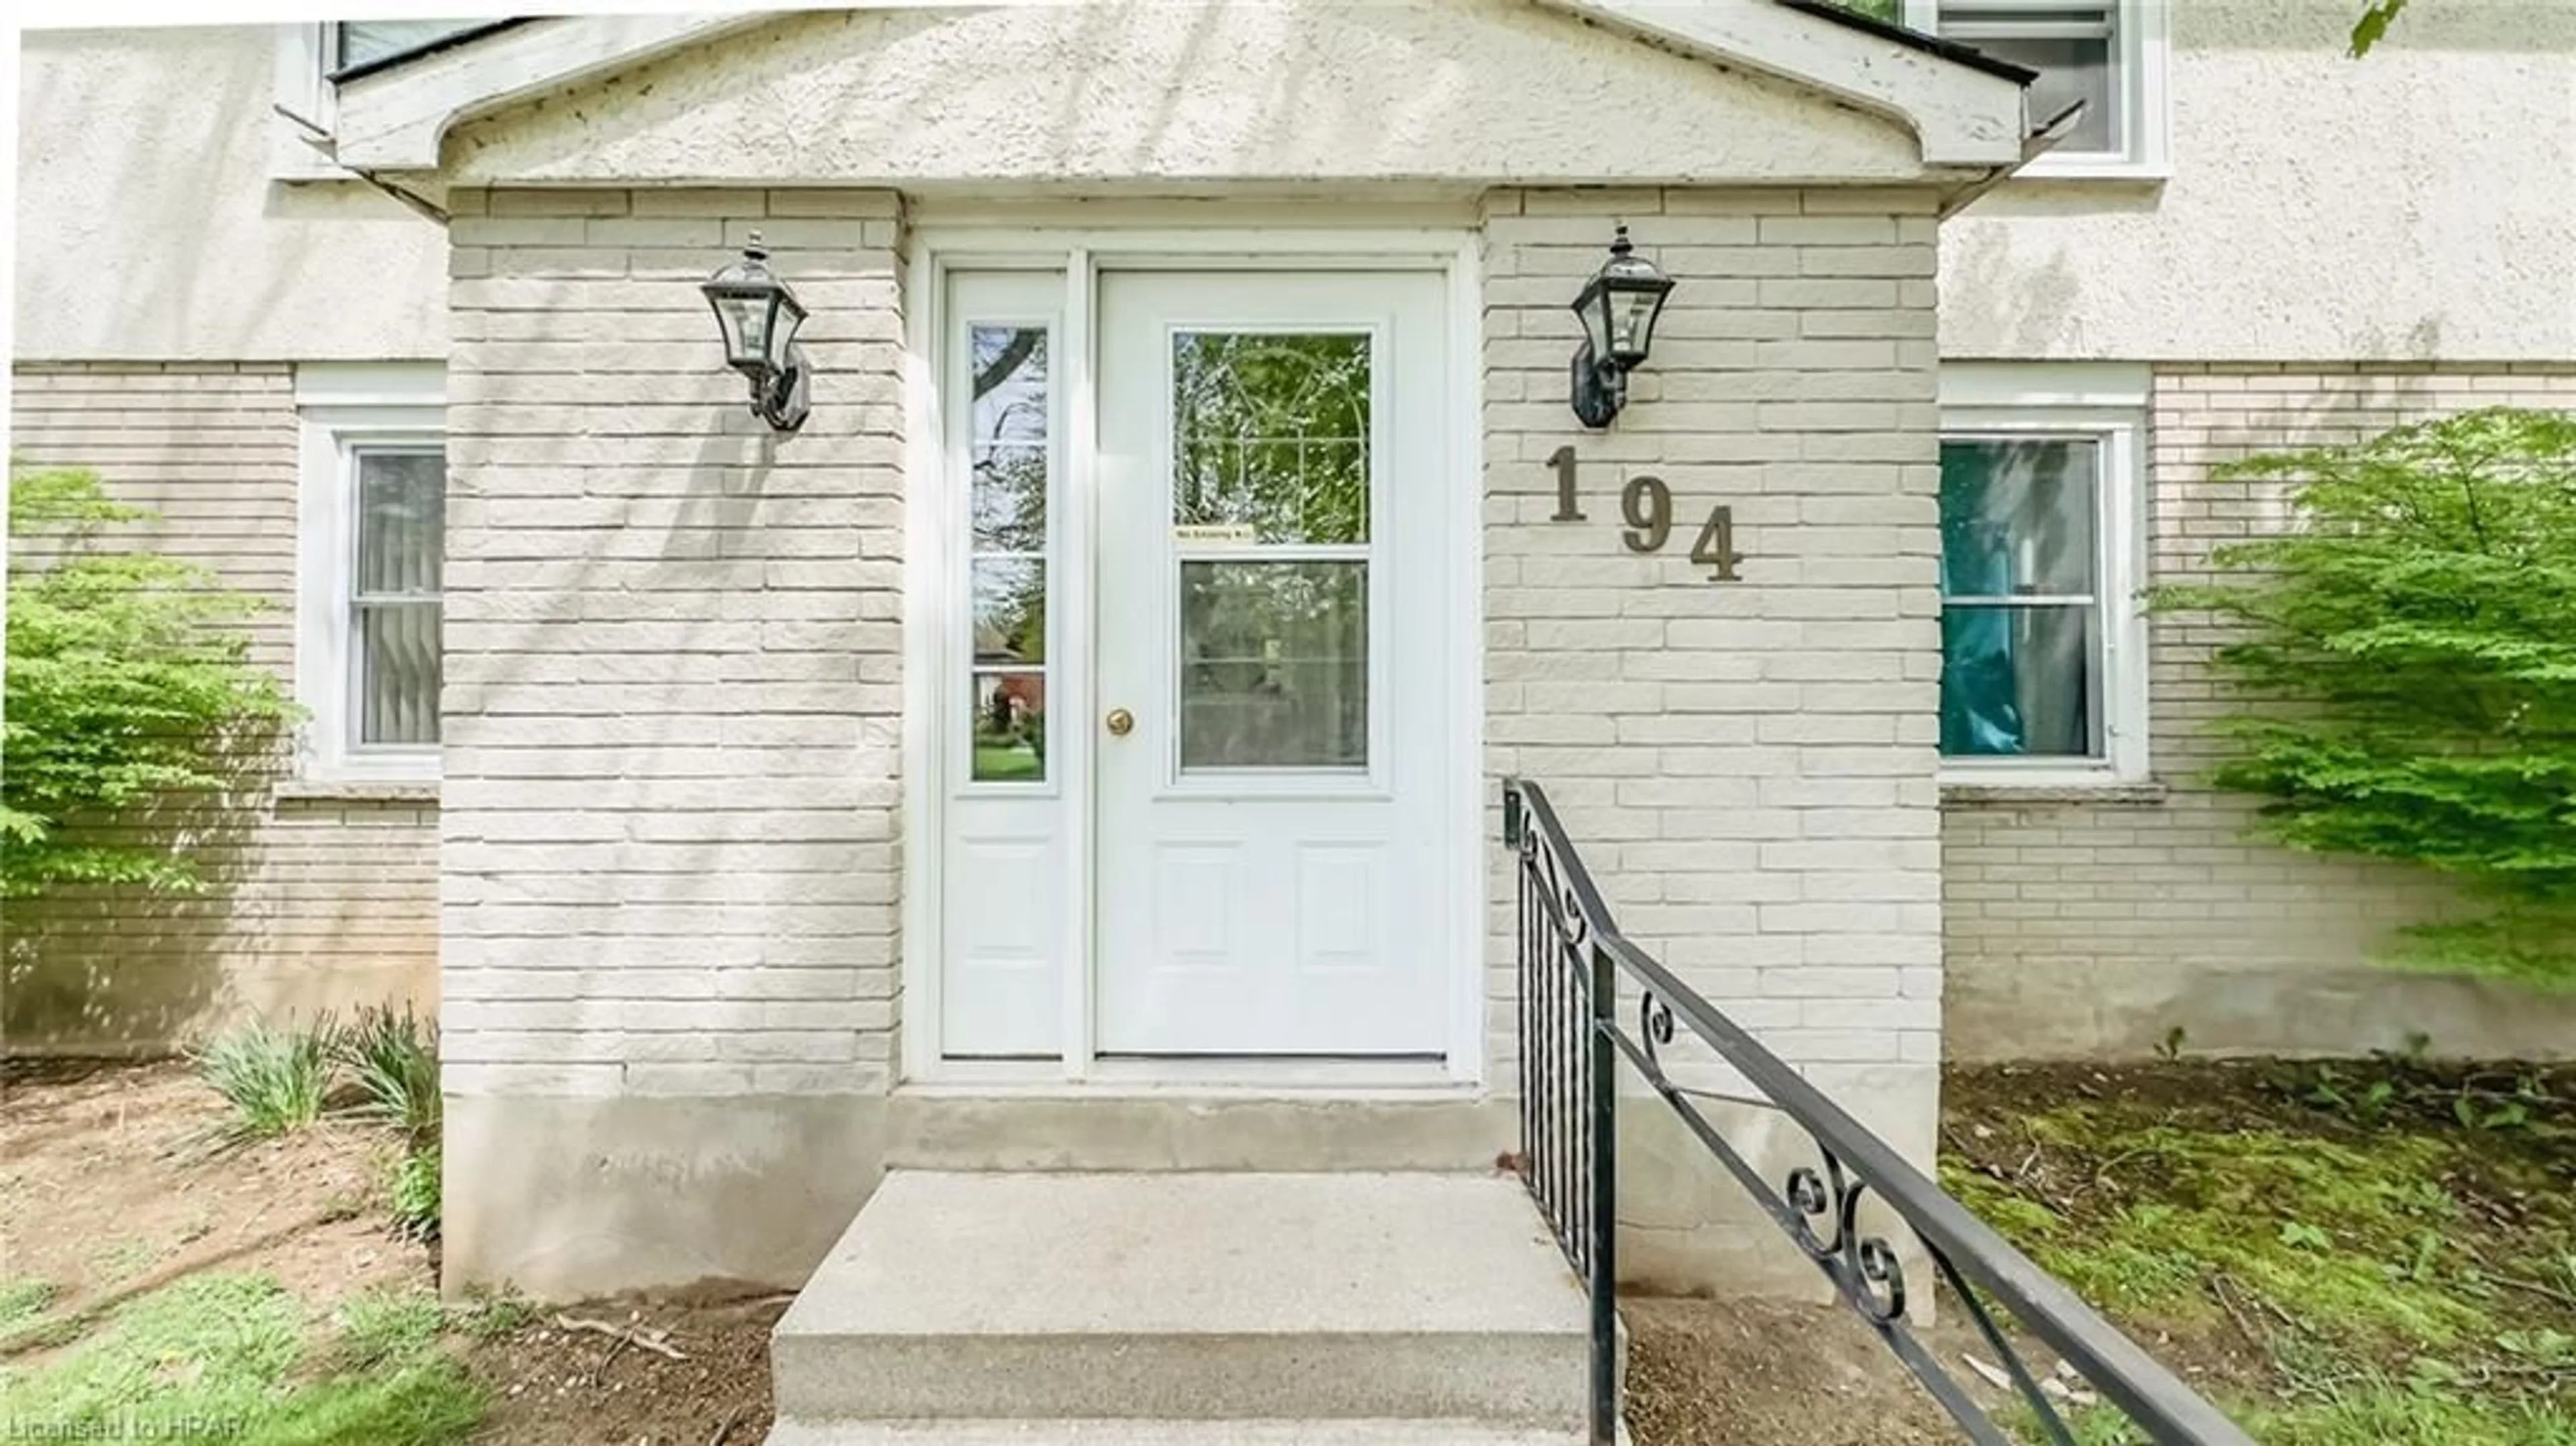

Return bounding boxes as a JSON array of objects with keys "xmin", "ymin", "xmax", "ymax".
[{"xmin": 899, "ymin": 224, "xmax": 1486, "ymax": 1087}]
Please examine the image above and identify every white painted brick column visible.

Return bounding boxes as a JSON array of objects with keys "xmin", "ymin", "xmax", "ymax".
[
  {"xmin": 1480, "ymin": 187, "xmax": 1945, "ymax": 1292},
  {"xmin": 439, "ymin": 187, "xmax": 906, "ymax": 1296}
]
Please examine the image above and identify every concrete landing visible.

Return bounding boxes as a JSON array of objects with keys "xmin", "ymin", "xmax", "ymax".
[{"xmin": 769, "ymin": 1171, "xmax": 1591, "ymax": 1433}]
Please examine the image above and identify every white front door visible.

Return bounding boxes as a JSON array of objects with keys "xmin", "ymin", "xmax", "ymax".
[{"xmin": 1092, "ymin": 270, "xmax": 1452, "ymax": 1056}]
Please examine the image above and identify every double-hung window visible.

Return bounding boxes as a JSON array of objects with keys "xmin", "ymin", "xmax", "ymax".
[
  {"xmin": 294, "ymin": 365, "xmax": 447, "ymax": 783},
  {"xmin": 1908, "ymin": 0, "xmax": 2169, "ymax": 176},
  {"xmin": 1937, "ymin": 365, "xmax": 2149, "ymax": 785}
]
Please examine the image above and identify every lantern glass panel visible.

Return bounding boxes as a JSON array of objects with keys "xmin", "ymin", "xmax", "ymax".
[
  {"xmin": 1573, "ymin": 283, "xmax": 1614, "ymax": 361},
  {"xmin": 1607, "ymin": 286, "xmax": 1664, "ymax": 363}
]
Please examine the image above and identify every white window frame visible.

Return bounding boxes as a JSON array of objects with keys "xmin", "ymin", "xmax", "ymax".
[
  {"xmin": 270, "ymin": 23, "xmax": 347, "ymax": 181},
  {"xmin": 294, "ymin": 364, "xmax": 447, "ymax": 783},
  {"xmin": 1907, "ymin": 0, "xmax": 2171, "ymax": 179},
  {"xmin": 270, "ymin": 21, "xmax": 495, "ymax": 181},
  {"xmin": 1937, "ymin": 363, "xmax": 2151, "ymax": 787}
]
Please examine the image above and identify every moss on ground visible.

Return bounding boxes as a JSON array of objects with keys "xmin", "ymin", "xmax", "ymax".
[{"xmin": 1943, "ymin": 1059, "xmax": 2575, "ymax": 1446}]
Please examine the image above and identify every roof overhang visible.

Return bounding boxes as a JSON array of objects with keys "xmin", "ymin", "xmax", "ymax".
[{"xmin": 329, "ymin": 1, "xmax": 2034, "ymax": 181}]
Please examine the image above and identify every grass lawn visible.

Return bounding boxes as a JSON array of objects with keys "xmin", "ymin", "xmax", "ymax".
[
  {"xmin": 0, "ymin": 1060, "xmax": 780, "ymax": 1446},
  {"xmin": 973, "ymin": 740, "xmax": 1042, "ymax": 781},
  {"xmin": 0, "ymin": 1276, "xmax": 486, "ymax": 1446},
  {"xmin": 1942, "ymin": 1057, "xmax": 2576, "ymax": 1445}
]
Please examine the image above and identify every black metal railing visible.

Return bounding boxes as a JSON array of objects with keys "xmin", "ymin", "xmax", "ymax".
[{"xmin": 1503, "ymin": 777, "xmax": 2257, "ymax": 1446}]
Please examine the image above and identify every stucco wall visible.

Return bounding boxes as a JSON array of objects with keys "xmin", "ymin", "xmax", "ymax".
[
  {"xmin": 1943, "ymin": 364, "xmax": 2576, "ymax": 1062},
  {"xmin": 437, "ymin": 1, "xmax": 1927, "ymax": 189},
  {"xmin": 437, "ymin": 187, "xmax": 906, "ymax": 1296},
  {"xmin": 1940, "ymin": 0, "xmax": 2576, "ymax": 362},
  {"xmin": 15, "ymin": 27, "xmax": 447, "ymax": 362},
  {"xmin": 4, "ymin": 366, "xmax": 439, "ymax": 1055},
  {"xmin": 1481, "ymin": 187, "xmax": 1947, "ymax": 1290}
]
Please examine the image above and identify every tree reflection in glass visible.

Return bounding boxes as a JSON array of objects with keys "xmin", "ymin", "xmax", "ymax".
[
  {"xmin": 1171, "ymin": 332, "xmax": 1373, "ymax": 770},
  {"xmin": 969, "ymin": 325, "xmax": 1049, "ymax": 782}
]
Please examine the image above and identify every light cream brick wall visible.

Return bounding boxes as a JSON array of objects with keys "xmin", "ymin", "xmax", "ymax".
[
  {"xmin": 5, "ymin": 365, "xmax": 437, "ymax": 1054},
  {"xmin": 1945, "ymin": 364, "xmax": 2576, "ymax": 1061},
  {"xmin": 1482, "ymin": 188, "xmax": 1946, "ymax": 1288},
  {"xmin": 439, "ymin": 187, "xmax": 907, "ymax": 1103}
]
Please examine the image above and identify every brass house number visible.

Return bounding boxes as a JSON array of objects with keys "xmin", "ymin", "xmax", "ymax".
[{"xmin": 1546, "ymin": 446, "xmax": 1745, "ymax": 582}]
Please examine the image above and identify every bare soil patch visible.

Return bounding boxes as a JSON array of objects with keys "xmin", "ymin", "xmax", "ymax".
[
  {"xmin": 0, "ymin": 1057, "xmax": 423, "ymax": 1332},
  {"xmin": 460, "ymin": 1288, "xmax": 786, "ymax": 1446},
  {"xmin": 1, "ymin": 1058, "xmax": 777, "ymax": 1445}
]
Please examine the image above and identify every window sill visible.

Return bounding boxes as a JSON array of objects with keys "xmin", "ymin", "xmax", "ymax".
[
  {"xmin": 272, "ymin": 777, "xmax": 439, "ymax": 805},
  {"xmin": 1941, "ymin": 779, "xmax": 2168, "ymax": 808}
]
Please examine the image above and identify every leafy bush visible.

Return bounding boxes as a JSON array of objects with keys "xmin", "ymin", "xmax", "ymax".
[
  {"xmin": 340, "ymin": 1003, "xmax": 441, "ymax": 1143},
  {"xmin": 2152, "ymin": 407, "xmax": 2576, "ymax": 990},
  {"xmin": 192, "ymin": 1014, "xmax": 341, "ymax": 1144},
  {"xmin": 3, "ymin": 461, "xmax": 297, "ymax": 899}
]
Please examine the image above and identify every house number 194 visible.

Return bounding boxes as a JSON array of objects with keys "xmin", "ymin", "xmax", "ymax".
[{"xmin": 1547, "ymin": 446, "xmax": 1744, "ymax": 582}]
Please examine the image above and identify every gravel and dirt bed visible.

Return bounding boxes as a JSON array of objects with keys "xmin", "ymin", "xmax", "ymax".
[{"xmin": 4, "ymin": 1054, "xmax": 2568, "ymax": 1445}]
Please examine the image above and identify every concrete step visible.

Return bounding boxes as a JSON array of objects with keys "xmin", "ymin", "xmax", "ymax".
[
  {"xmin": 769, "ymin": 1171, "xmax": 1591, "ymax": 1430},
  {"xmin": 766, "ymin": 1423, "xmax": 1591, "ymax": 1445},
  {"xmin": 882, "ymin": 1091, "xmax": 1515, "ymax": 1173}
]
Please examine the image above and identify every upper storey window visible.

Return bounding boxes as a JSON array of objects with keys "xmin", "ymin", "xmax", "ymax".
[
  {"xmin": 1911, "ymin": 1, "xmax": 2170, "ymax": 177},
  {"xmin": 272, "ymin": 20, "xmax": 508, "ymax": 180},
  {"xmin": 331, "ymin": 20, "xmax": 491, "ymax": 77}
]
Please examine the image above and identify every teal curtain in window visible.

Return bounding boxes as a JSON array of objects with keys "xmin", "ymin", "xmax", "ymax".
[{"xmin": 1939, "ymin": 445, "xmax": 2026, "ymax": 755}]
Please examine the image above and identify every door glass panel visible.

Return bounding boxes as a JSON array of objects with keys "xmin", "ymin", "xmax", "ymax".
[
  {"xmin": 963, "ymin": 323, "xmax": 1051, "ymax": 783},
  {"xmin": 972, "ymin": 558, "xmax": 1047, "ymax": 667},
  {"xmin": 1179, "ymin": 561, "xmax": 1366, "ymax": 771},
  {"xmin": 1172, "ymin": 332, "xmax": 1371, "ymax": 545},
  {"xmin": 971, "ymin": 671, "xmax": 1047, "ymax": 783},
  {"xmin": 972, "ymin": 327, "xmax": 1049, "ymax": 551}
]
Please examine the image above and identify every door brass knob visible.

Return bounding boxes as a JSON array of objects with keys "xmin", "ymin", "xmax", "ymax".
[{"xmin": 1105, "ymin": 708, "xmax": 1135, "ymax": 737}]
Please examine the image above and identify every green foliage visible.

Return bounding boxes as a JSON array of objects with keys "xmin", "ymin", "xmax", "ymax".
[
  {"xmin": 2148, "ymin": 408, "xmax": 2576, "ymax": 990},
  {"xmin": 2349, "ymin": 0, "xmax": 2412, "ymax": 56},
  {"xmin": 0, "ymin": 1282, "xmax": 56, "ymax": 1330},
  {"xmin": 191, "ymin": 1013, "xmax": 342, "ymax": 1146},
  {"xmin": 339, "ymin": 1003, "xmax": 441, "ymax": 1144},
  {"xmin": 0, "ymin": 1272, "xmax": 484, "ymax": 1446},
  {"xmin": 386, "ymin": 1144, "xmax": 443, "ymax": 1244},
  {"xmin": 336, "ymin": 1002, "xmax": 443, "ymax": 1241},
  {"xmin": 329, "ymin": 1287, "xmax": 445, "ymax": 1372},
  {"xmin": 449, "ymin": 1284, "xmax": 538, "ymax": 1343},
  {"xmin": 3, "ymin": 460, "xmax": 298, "ymax": 899},
  {"xmin": 1948, "ymin": 1063, "xmax": 2576, "ymax": 1446}
]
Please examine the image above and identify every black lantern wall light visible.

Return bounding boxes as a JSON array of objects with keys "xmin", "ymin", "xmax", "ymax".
[
  {"xmin": 701, "ymin": 232, "xmax": 812, "ymax": 433},
  {"xmin": 1568, "ymin": 225, "xmax": 1676, "ymax": 429}
]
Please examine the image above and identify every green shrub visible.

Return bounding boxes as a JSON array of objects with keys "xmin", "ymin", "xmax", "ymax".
[
  {"xmin": 191, "ymin": 1014, "xmax": 341, "ymax": 1144},
  {"xmin": 2151, "ymin": 407, "xmax": 2576, "ymax": 991},
  {"xmin": 386, "ymin": 1144, "xmax": 441, "ymax": 1244},
  {"xmin": 2, "ymin": 461, "xmax": 298, "ymax": 899},
  {"xmin": 339, "ymin": 1003, "xmax": 441, "ymax": 1144}
]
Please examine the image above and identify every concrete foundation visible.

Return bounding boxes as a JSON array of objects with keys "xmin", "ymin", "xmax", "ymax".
[{"xmin": 440, "ymin": 1093, "xmax": 886, "ymax": 1300}]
